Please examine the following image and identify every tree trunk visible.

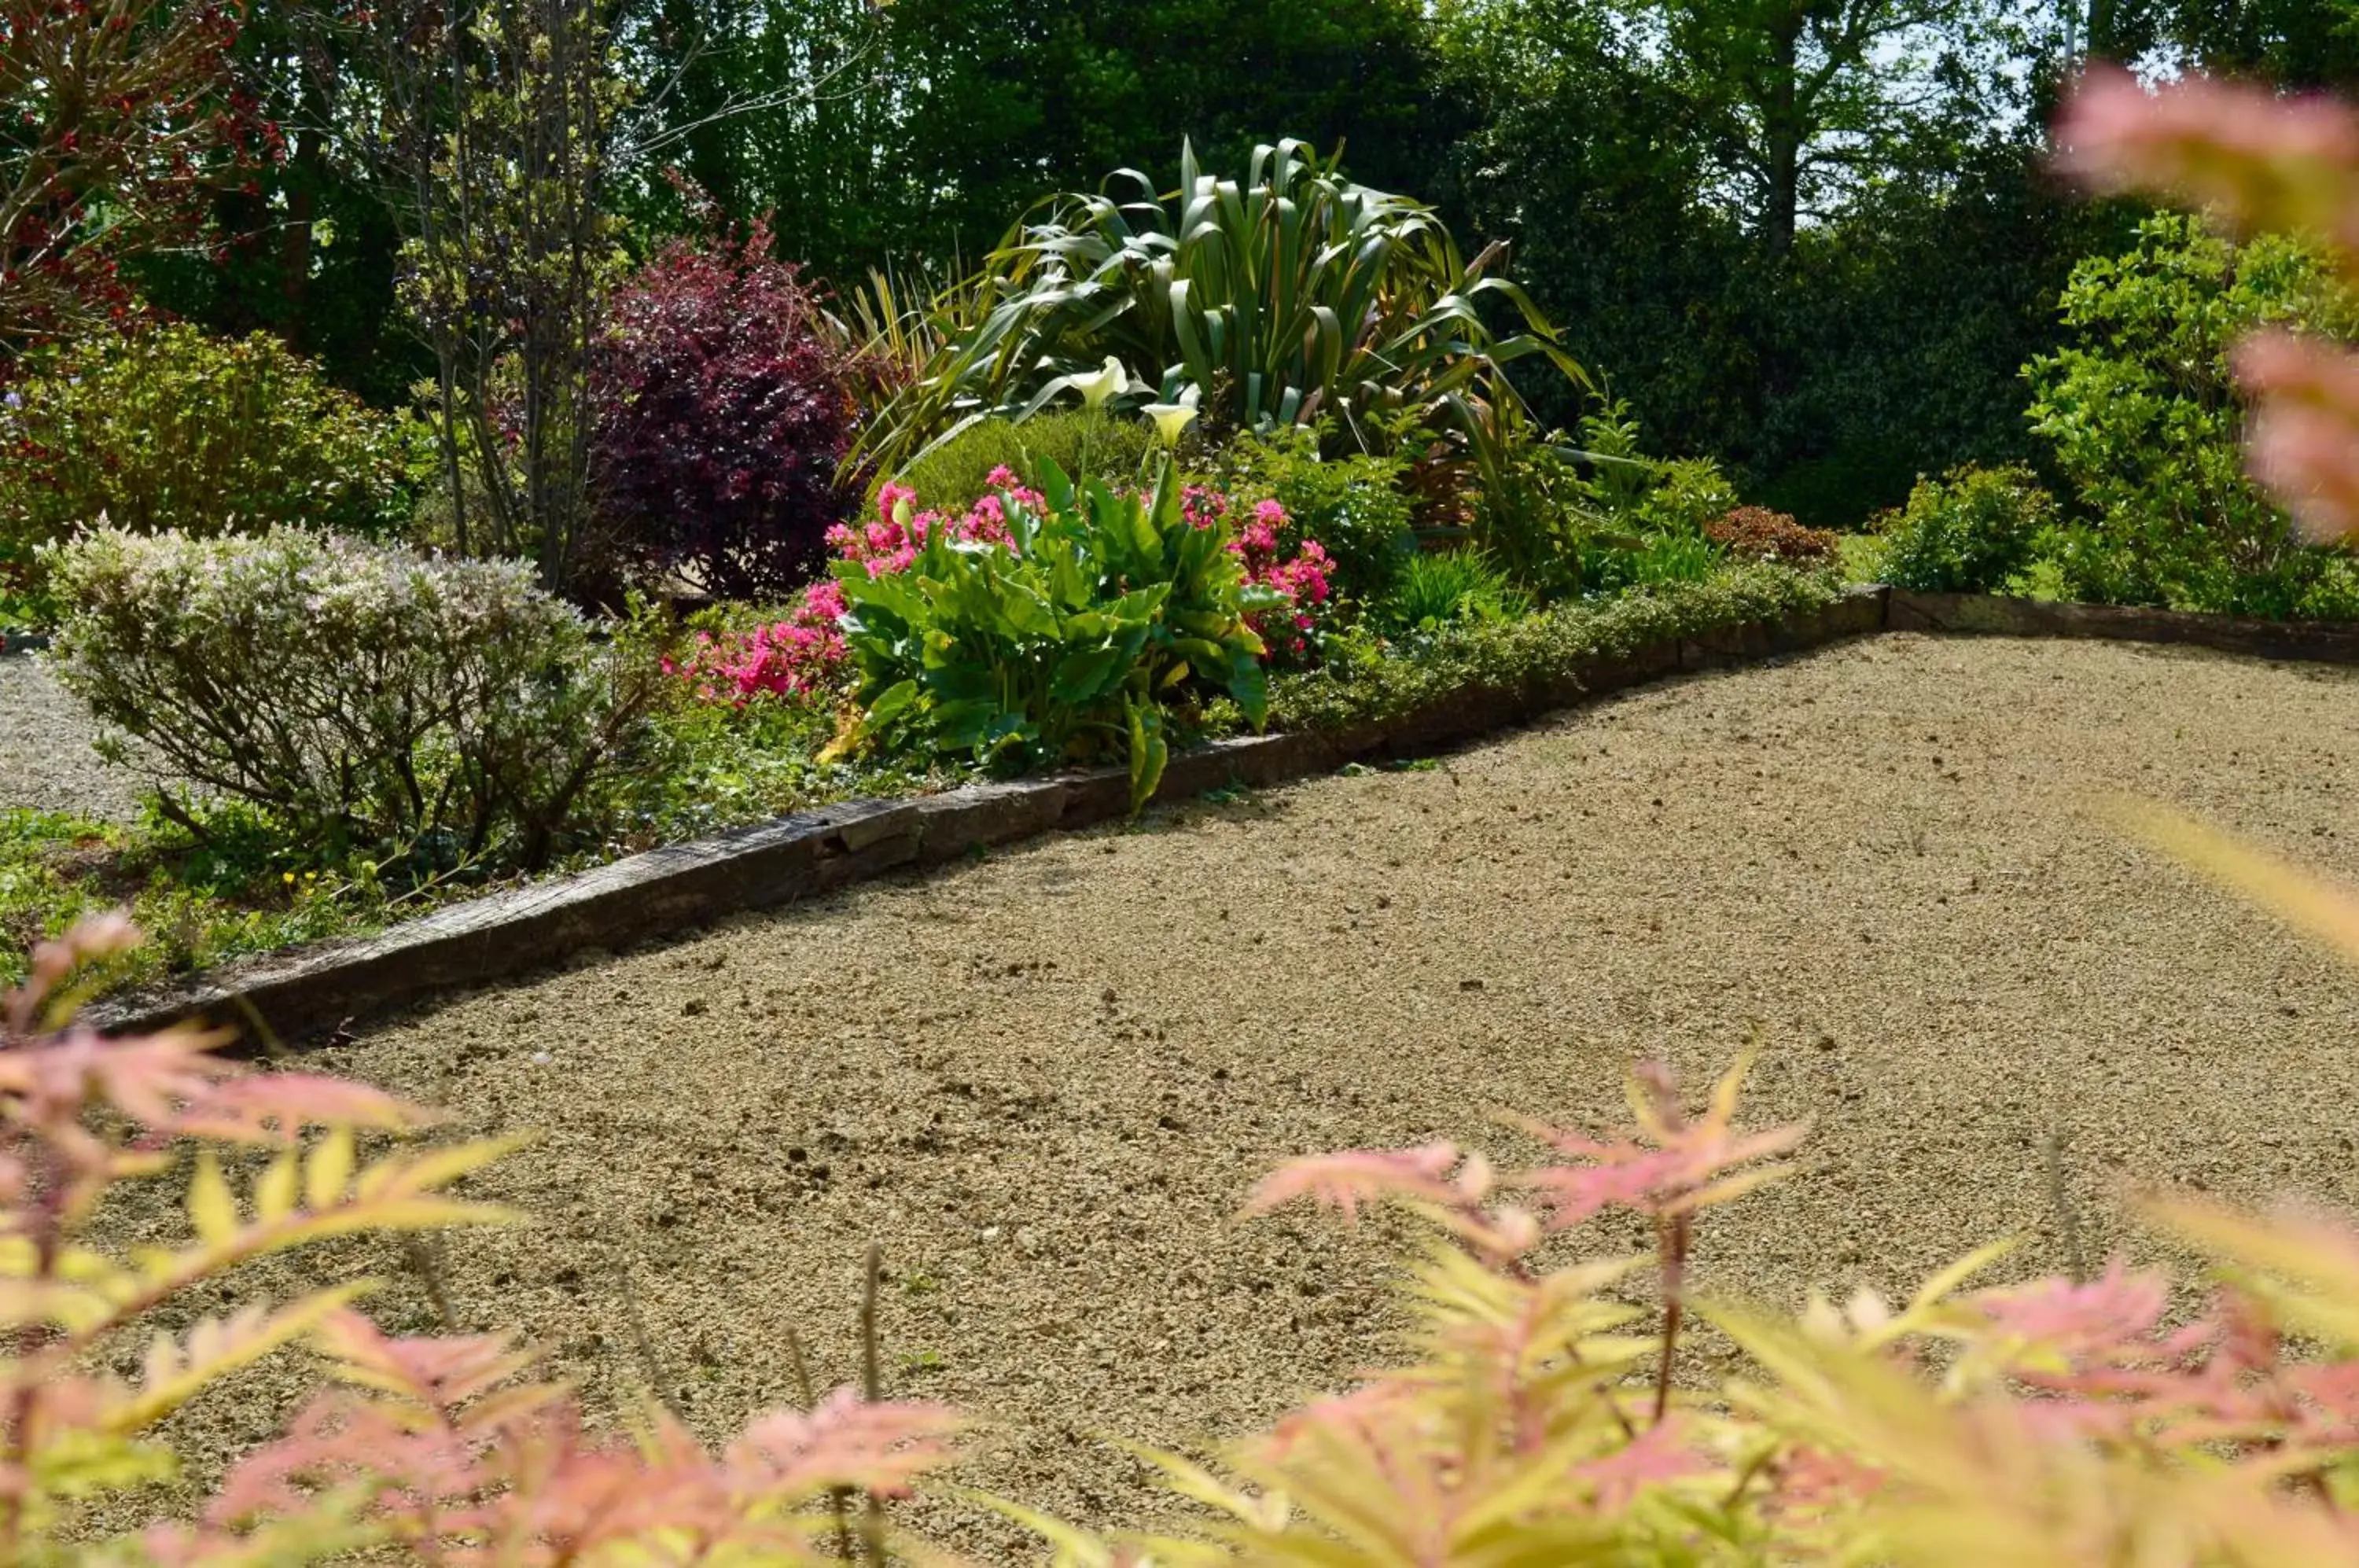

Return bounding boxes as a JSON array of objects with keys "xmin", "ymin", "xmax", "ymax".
[{"xmin": 1761, "ymin": 12, "xmax": 1803, "ymax": 260}]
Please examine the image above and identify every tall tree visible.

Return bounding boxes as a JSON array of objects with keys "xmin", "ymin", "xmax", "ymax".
[{"xmin": 1647, "ymin": 0, "xmax": 2030, "ymax": 258}]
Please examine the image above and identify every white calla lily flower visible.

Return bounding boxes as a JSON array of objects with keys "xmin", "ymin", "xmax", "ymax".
[
  {"xmin": 1143, "ymin": 385, "xmax": 1202, "ymax": 446},
  {"xmin": 1071, "ymin": 355, "xmax": 1128, "ymax": 410}
]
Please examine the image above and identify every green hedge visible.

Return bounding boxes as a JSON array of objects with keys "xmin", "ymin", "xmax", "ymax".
[{"xmin": 1262, "ymin": 565, "xmax": 1846, "ymax": 733}]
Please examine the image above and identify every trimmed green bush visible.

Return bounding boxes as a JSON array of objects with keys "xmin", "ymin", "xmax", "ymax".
[
  {"xmin": 1879, "ymin": 464, "xmax": 2055, "ymax": 593},
  {"xmin": 46, "ymin": 527, "xmax": 652, "ymax": 873},
  {"xmin": 895, "ymin": 410, "xmax": 1154, "ymax": 509}
]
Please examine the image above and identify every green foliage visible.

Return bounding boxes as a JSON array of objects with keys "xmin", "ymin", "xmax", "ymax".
[
  {"xmin": 1374, "ymin": 550, "xmax": 1529, "ymax": 633},
  {"xmin": 857, "ymin": 138, "xmax": 1586, "ymax": 507},
  {"xmin": 1460, "ymin": 438, "xmax": 1591, "ymax": 595},
  {"xmin": 896, "ymin": 410, "xmax": 1155, "ymax": 509},
  {"xmin": 1465, "ymin": 402, "xmax": 1740, "ymax": 598},
  {"xmin": 1202, "ymin": 424, "xmax": 1417, "ymax": 602},
  {"xmin": 1878, "ymin": 463, "xmax": 2055, "ymax": 592},
  {"xmin": 833, "ymin": 462, "xmax": 1275, "ymax": 809},
  {"xmin": 625, "ymin": 679, "xmax": 944, "ymax": 845},
  {"xmin": 1263, "ymin": 563, "xmax": 1843, "ymax": 733},
  {"xmin": 46, "ymin": 527, "xmax": 654, "ymax": 875},
  {"xmin": 1632, "ymin": 456, "xmax": 1742, "ymax": 536},
  {"xmin": 0, "ymin": 325, "xmax": 416, "ymax": 601},
  {"xmin": 2024, "ymin": 214, "xmax": 2353, "ymax": 614}
]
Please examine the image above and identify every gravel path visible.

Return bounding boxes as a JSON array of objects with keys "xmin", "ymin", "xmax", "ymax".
[
  {"xmin": 0, "ymin": 651, "xmax": 140, "ymax": 822},
  {"xmin": 141, "ymin": 633, "xmax": 2359, "ymax": 1549}
]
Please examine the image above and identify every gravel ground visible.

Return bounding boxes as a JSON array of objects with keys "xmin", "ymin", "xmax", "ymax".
[
  {"xmin": 0, "ymin": 650, "xmax": 140, "ymax": 821},
  {"xmin": 131, "ymin": 632, "xmax": 2359, "ymax": 1550}
]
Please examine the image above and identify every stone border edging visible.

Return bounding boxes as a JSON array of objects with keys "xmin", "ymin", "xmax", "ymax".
[
  {"xmin": 1886, "ymin": 589, "xmax": 2359, "ymax": 664},
  {"xmin": 81, "ymin": 585, "xmax": 1891, "ymax": 1051}
]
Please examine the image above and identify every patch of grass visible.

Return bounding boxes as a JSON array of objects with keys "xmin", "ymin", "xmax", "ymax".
[{"xmin": 0, "ymin": 806, "xmax": 393, "ymax": 991}]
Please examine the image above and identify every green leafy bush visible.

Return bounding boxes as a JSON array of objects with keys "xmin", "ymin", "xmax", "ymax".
[
  {"xmin": 831, "ymin": 462, "xmax": 1276, "ymax": 808},
  {"xmin": 1632, "ymin": 457, "xmax": 1741, "ymax": 536},
  {"xmin": 1475, "ymin": 402, "xmax": 1741, "ymax": 599},
  {"xmin": 2024, "ymin": 214, "xmax": 2353, "ymax": 614},
  {"xmin": 1264, "ymin": 564, "xmax": 1844, "ymax": 733},
  {"xmin": 0, "ymin": 325, "xmax": 415, "ymax": 570},
  {"xmin": 895, "ymin": 409, "xmax": 1154, "ymax": 508},
  {"xmin": 1203, "ymin": 424, "xmax": 1416, "ymax": 603},
  {"xmin": 46, "ymin": 527, "xmax": 653, "ymax": 874},
  {"xmin": 1375, "ymin": 550, "xmax": 1527, "ymax": 632},
  {"xmin": 856, "ymin": 138, "xmax": 1584, "ymax": 507},
  {"xmin": 1879, "ymin": 464, "xmax": 2056, "ymax": 593}
]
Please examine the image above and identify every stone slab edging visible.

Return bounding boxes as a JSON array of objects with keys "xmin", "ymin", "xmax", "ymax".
[
  {"xmin": 1886, "ymin": 589, "xmax": 2359, "ymax": 664},
  {"xmin": 79, "ymin": 585, "xmax": 1890, "ymax": 1051}
]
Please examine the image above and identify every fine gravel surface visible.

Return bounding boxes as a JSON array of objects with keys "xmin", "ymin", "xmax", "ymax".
[
  {"xmin": 0, "ymin": 650, "xmax": 139, "ymax": 822},
  {"xmin": 131, "ymin": 632, "xmax": 2359, "ymax": 1551}
]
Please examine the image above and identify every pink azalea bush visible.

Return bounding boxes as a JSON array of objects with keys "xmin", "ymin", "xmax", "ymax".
[
  {"xmin": 668, "ymin": 465, "xmax": 1336, "ymax": 705},
  {"xmin": 1180, "ymin": 484, "xmax": 1336, "ymax": 659}
]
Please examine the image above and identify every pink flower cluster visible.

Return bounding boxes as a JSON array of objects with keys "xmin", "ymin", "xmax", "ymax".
[
  {"xmin": 668, "ymin": 468, "xmax": 1334, "ymax": 704},
  {"xmin": 1183, "ymin": 487, "xmax": 1335, "ymax": 659},
  {"xmin": 664, "ymin": 472, "xmax": 1030, "ymax": 704}
]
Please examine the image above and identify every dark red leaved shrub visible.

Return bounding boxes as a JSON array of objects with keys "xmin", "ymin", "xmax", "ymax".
[
  {"xmin": 1706, "ymin": 505, "xmax": 1841, "ymax": 566},
  {"xmin": 591, "ymin": 223, "xmax": 861, "ymax": 599}
]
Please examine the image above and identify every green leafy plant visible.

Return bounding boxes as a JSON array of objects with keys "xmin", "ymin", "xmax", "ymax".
[
  {"xmin": 1262, "ymin": 564, "xmax": 1842, "ymax": 734},
  {"xmin": 1373, "ymin": 550, "xmax": 1527, "ymax": 633},
  {"xmin": 897, "ymin": 410, "xmax": 1155, "ymax": 510},
  {"xmin": 1208, "ymin": 424, "xmax": 1418, "ymax": 604},
  {"xmin": 2023, "ymin": 212, "xmax": 2353, "ymax": 615},
  {"xmin": 830, "ymin": 461, "xmax": 1275, "ymax": 809},
  {"xmin": 854, "ymin": 138, "xmax": 1587, "ymax": 504},
  {"xmin": 46, "ymin": 526, "xmax": 656, "ymax": 874},
  {"xmin": 1879, "ymin": 463, "xmax": 2056, "ymax": 593},
  {"xmin": 0, "ymin": 325, "xmax": 417, "ymax": 608}
]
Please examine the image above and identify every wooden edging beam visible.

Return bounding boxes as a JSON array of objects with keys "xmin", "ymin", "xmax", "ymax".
[{"xmin": 95, "ymin": 581, "xmax": 2359, "ymax": 1052}]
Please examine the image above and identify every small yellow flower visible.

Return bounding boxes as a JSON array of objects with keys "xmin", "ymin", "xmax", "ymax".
[{"xmin": 282, "ymin": 871, "xmax": 296, "ymax": 885}]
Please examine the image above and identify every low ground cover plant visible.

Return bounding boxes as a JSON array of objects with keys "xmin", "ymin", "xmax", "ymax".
[
  {"xmin": 46, "ymin": 527, "xmax": 656, "ymax": 876},
  {"xmin": 1261, "ymin": 564, "xmax": 1843, "ymax": 734}
]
